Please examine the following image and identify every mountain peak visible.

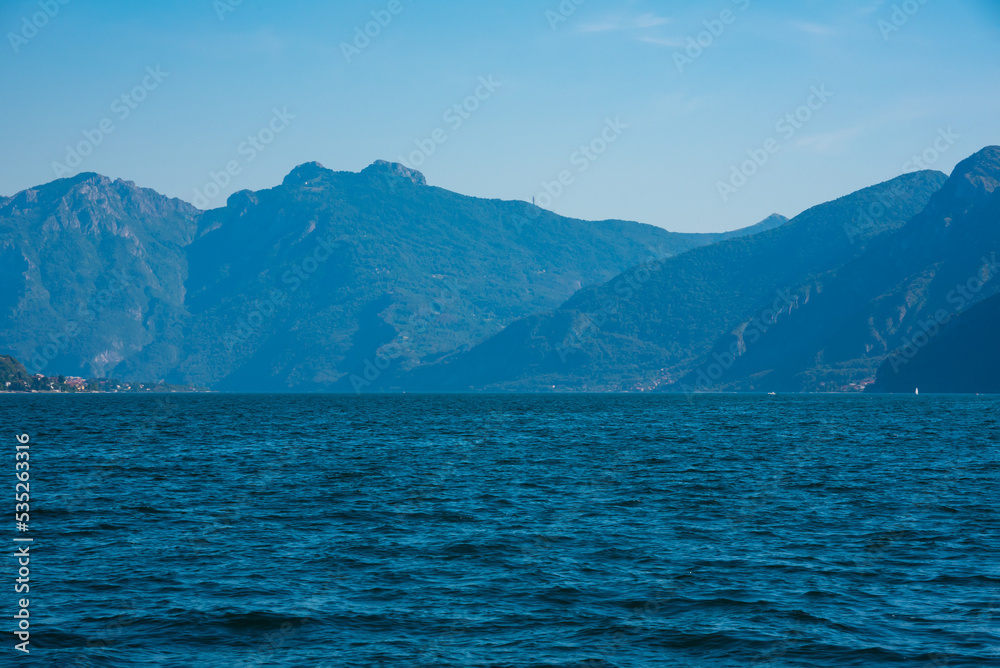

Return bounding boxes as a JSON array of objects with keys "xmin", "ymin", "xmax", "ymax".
[
  {"xmin": 755, "ymin": 213, "xmax": 789, "ymax": 229},
  {"xmin": 56, "ymin": 172, "xmax": 113, "ymax": 192},
  {"xmin": 925, "ymin": 145, "xmax": 1000, "ymax": 215},
  {"xmin": 226, "ymin": 189, "xmax": 258, "ymax": 210},
  {"xmin": 361, "ymin": 160, "xmax": 427, "ymax": 186},
  {"xmin": 951, "ymin": 145, "xmax": 1000, "ymax": 192},
  {"xmin": 282, "ymin": 161, "xmax": 331, "ymax": 186},
  {"xmin": 4, "ymin": 172, "xmax": 111, "ymax": 210}
]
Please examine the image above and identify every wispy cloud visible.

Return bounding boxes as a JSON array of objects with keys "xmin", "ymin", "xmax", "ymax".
[
  {"xmin": 634, "ymin": 12, "xmax": 671, "ymax": 29},
  {"xmin": 636, "ymin": 35, "xmax": 685, "ymax": 48},
  {"xmin": 856, "ymin": 0, "xmax": 886, "ymax": 16},
  {"xmin": 579, "ymin": 12, "xmax": 671, "ymax": 34},
  {"xmin": 798, "ymin": 96, "xmax": 967, "ymax": 156},
  {"xmin": 796, "ymin": 125, "xmax": 868, "ymax": 154},
  {"xmin": 792, "ymin": 21, "xmax": 838, "ymax": 36}
]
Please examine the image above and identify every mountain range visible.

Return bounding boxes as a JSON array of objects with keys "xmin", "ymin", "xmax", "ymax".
[
  {"xmin": 404, "ymin": 147, "xmax": 1000, "ymax": 393},
  {"xmin": 0, "ymin": 160, "xmax": 780, "ymax": 390},
  {"xmin": 1, "ymin": 147, "xmax": 997, "ymax": 393}
]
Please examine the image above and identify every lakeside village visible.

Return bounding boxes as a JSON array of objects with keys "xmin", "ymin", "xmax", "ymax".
[{"xmin": 0, "ymin": 355, "xmax": 207, "ymax": 393}]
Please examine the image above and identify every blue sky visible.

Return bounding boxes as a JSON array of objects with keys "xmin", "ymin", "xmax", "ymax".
[{"xmin": 1, "ymin": 0, "xmax": 998, "ymax": 232}]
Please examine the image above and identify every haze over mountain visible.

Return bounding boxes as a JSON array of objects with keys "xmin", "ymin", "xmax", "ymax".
[
  {"xmin": 0, "ymin": 160, "xmax": 777, "ymax": 388},
  {"xmin": 869, "ymin": 291, "xmax": 1000, "ymax": 395},
  {"xmin": 398, "ymin": 147, "xmax": 999, "ymax": 393},
  {"xmin": 700, "ymin": 146, "xmax": 1000, "ymax": 392},
  {"xmin": 0, "ymin": 173, "xmax": 198, "ymax": 379},
  {"xmin": 2, "ymin": 148, "xmax": 997, "ymax": 393},
  {"xmin": 396, "ymin": 170, "xmax": 947, "ymax": 391}
]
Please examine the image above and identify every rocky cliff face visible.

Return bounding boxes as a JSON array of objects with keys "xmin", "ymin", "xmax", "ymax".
[
  {"xmin": 869, "ymin": 291, "xmax": 1000, "ymax": 394},
  {"xmin": 360, "ymin": 160, "xmax": 428, "ymax": 186},
  {"xmin": 0, "ymin": 173, "xmax": 199, "ymax": 378}
]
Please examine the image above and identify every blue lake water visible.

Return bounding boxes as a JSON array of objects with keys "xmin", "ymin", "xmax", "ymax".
[{"xmin": 2, "ymin": 394, "xmax": 998, "ymax": 667}]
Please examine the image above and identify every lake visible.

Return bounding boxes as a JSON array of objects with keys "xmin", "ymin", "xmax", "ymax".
[{"xmin": 2, "ymin": 394, "xmax": 998, "ymax": 667}]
